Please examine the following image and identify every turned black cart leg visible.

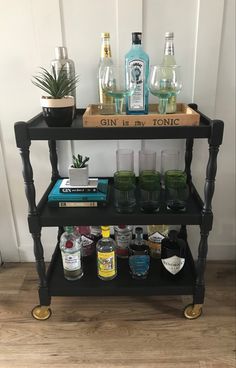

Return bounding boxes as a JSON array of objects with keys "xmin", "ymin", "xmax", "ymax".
[
  {"xmin": 31, "ymin": 231, "xmax": 52, "ymax": 321},
  {"xmin": 184, "ymin": 119, "xmax": 224, "ymax": 319},
  {"xmin": 15, "ymin": 122, "xmax": 52, "ymax": 320}
]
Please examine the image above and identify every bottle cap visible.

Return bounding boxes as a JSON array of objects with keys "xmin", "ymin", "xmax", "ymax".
[
  {"xmin": 101, "ymin": 32, "xmax": 110, "ymax": 39},
  {"xmin": 168, "ymin": 230, "xmax": 178, "ymax": 242},
  {"xmin": 55, "ymin": 46, "xmax": 68, "ymax": 60},
  {"xmin": 118, "ymin": 225, "xmax": 126, "ymax": 229},
  {"xmin": 64, "ymin": 226, "xmax": 73, "ymax": 234},
  {"xmin": 101, "ymin": 226, "xmax": 110, "ymax": 237},
  {"xmin": 132, "ymin": 32, "xmax": 142, "ymax": 44},
  {"xmin": 135, "ymin": 227, "xmax": 143, "ymax": 234},
  {"xmin": 165, "ymin": 32, "xmax": 174, "ymax": 40}
]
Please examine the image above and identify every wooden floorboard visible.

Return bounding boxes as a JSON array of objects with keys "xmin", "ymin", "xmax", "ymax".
[{"xmin": 0, "ymin": 261, "xmax": 235, "ymax": 368}]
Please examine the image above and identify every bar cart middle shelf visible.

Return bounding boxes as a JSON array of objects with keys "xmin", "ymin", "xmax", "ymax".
[{"xmin": 14, "ymin": 103, "xmax": 224, "ymax": 321}]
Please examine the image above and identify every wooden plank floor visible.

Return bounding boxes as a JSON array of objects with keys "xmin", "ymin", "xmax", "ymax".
[{"xmin": 0, "ymin": 261, "xmax": 235, "ymax": 368}]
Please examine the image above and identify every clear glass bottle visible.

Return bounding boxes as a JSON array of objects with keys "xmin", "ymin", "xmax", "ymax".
[
  {"xmin": 129, "ymin": 227, "xmax": 150, "ymax": 279},
  {"xmin": 114, "ymin": 225, "xmax": 133, "ymax": 258},
  {"xmin": 98, "ymin": 32, "xmax": 114, "ymax": 105},
  {"xmin": 51, "ymin": 46, "xmax": 77, "ymax": 107},
  {"xmin": 91, "ymin": 226, "xmax": 102, "ymax": 242},
  {"xmin": 161, "ymin": 32, "xmax": 177, "ymax": 113},
  {"xmin": 96, "ymin": 226, "xmax": 117, "ymax": 280},
  {"xmin": 147, "ymin": 224, "xmax": 169, "ymax": 259},
  {"xmin": 60, "ymin": 226, "xmax": 83, "ymax": 280},
  {"xmin": 125, "ymin": 32, "xmax": 149, "ymax": 115},
  {"xmin": 74, "ymin": 226, "xmax": 95, "ymax": 257},
  {"xmin": 161, "ymin": 230, "xmax": 186, "ymax": 276}
]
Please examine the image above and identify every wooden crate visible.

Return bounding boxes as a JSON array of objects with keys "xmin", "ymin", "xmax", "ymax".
[{"xmin": 82, "ymin": 103, "xmax": 200, "ymax": 128}]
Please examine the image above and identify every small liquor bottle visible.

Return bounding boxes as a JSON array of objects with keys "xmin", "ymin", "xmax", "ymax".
[
  {"xmin": 161, "ymin": 32, "xmax": 177, "ymax": 113},
  {"xmin": 91, "ymin": 226, "xmax": 102, "ymax": 243},
  {"xmin": 147, "ymin": 224, "xmax": 169, "ymax": 259},
  {"xmin": 98, "ymin": 32, "xmax": 113, "ymax": 105},
  {"xmin": 129, "ymin": 227, "xmax": 150, "ymax": 279},
  {"xmin": 114, "ymin": 225, "xmax": 133, "ymax": 258},
  {"xmin": 51, "ymin": 47, "xmax": 77, "ymax": 108},
  {"xmin": 60, "ymin": 226, "xmax": 83, "ymax": 280},
  {"xmin": 96, "ymin": 226, "xmax": 117, "ymax": 281},
  {"xmin": 125, "ymin": 32, "xmax": 149, "ymax": 114},
  {"xmin": 74, "ymin": 226, "xmax": 95, "ymax": 258},
  {"xmin": 161, "ymin": 230, "xmax": 186, "ymax": 276}
]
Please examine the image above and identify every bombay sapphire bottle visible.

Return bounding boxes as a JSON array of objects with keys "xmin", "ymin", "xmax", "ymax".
[
  {"xmin": 125, "ymin": 32, "xmax": 149, "ymax": 114},
  {"xmin": 129, "ymin": 227, "xmax": 150, "ymax": 279}
]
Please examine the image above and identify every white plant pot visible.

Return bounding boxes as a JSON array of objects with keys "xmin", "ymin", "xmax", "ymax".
[{"xmin": 68, "ymin": 165, "xmax": 89, "ymax": 186}]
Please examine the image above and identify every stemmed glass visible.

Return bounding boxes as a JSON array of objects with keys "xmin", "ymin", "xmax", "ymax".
[
  {"xmin": 149, "ymin": 65, "xmax": 182, "ymax": 114},
  {"xmin": 102, "ymin": 65, "xmax": 136, "ymax": 114}
]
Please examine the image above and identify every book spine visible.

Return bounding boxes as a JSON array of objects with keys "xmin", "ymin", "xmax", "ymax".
[
  {"xmin": 48, "ymin": 201, "xmax": 107, "ymax": 208},
  {"xmin": 60, "ymin": 188, "xmax": 97, "ymax": 193}
]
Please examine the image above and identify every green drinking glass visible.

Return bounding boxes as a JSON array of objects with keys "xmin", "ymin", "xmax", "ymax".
[{"xmin": 139, "ymin": 170, "xmax": 161, "ymax": 213}]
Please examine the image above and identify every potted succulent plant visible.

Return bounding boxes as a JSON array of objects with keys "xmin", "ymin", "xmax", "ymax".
[
  {"xmin": 32, "ymin": 65, "xmax": 79, "ymax": 127},
  {"xmin": 69, "ymin": 154, "xmax": 90, "ymax": 186}
]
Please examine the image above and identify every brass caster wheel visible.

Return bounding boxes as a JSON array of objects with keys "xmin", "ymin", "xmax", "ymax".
[
  {"xmin": 183, "ymin": 303, "xmax": 203, "ymax": 320},
  {"xmin": 31, "ymin": 305, "xmax": 52, "ymax": 321}
]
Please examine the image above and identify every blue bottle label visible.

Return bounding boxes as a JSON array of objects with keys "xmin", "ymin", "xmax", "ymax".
[
  {"xmin": 128, "ymin": 59, "xmax": 145, "ymax": 110},
  {"xmin": 129, "ymin": 254, "xmax": 150, "ymax": 277}
]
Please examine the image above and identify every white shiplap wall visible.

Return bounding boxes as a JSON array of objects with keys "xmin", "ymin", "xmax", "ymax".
[{"xmin": 0, "ymin": 0, "xmax": 235, "ymax": 261}]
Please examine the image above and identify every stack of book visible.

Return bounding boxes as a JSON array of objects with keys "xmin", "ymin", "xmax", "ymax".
[{"xmin": 48, "ymin": 178, "xmax": 109, "ymax": 207}]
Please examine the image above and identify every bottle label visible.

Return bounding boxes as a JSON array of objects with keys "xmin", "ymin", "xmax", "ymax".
[
  {"xmin": 129, "ymin": 255, "xmax": 150, "ymax": 277},
  {"xmin": 149, "ymin": 231, "xmax": 165, "ymax": 243},
  {"xmin": 161, "ymin": 255, "xmax": 185, "ymax": 275},
  {"xmin": 81, "ymin": 235, "xmax": 94, "ymax": 257},
  {"xmin": 128, "ymin": 59, "xmax": 145, "ymax": 110},
  {"xmin": 62, "ymin": 252, "xmax": 81, "ymax": 271},
  {"xmin": 115, "ymin": 232, "xmax": 132, "ymax": 257},
  {"xmin": 97, "ymin": 251, "xmax": 116, "ymax": 278},
  {"xmin": 148, "ymin": 231, "xmax": 165, "ymax": 257}
]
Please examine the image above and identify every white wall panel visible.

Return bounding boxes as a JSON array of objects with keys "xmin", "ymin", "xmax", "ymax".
[
  {"xmin": 59, "ymin": 0, "xmax": 143, "ymax": 177},
  {"xmin": 0, "ymin": 0, "xmax": 62, "ymax": 261},
  {"xmin": 0, "ymin": 0, "xmax": 234, "ymax": 260}
]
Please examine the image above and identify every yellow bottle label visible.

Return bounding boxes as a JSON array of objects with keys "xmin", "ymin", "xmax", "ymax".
[{"xmin": 97, "ymin": 251, "xmax": 116, "ymax": 278}]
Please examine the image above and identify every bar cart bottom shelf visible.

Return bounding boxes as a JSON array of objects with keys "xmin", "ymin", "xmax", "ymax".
[{"xmin": 31, "ymin": 244, "xmax": 200, "ymax": 320}]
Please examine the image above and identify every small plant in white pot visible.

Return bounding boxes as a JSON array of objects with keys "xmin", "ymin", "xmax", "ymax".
[
  {"xmin": 32, "ymin": 65, "xmax": 78, "ymax": 127},
  {"xmin": 69, "ymin": 154, "xmax": 90, "ymax": 186}
]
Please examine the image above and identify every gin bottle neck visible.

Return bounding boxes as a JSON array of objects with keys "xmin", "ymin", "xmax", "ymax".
[
  {"xmin": 101, "ymin": 37, "xmax": 112, "ymax": 59},
  {"xmin": 134, "ymin": 228, "xmax": 144, "ymax": 246},
  {"xmin": 164, "ymin": 38, "xmax": 175, "ymax": 56}
]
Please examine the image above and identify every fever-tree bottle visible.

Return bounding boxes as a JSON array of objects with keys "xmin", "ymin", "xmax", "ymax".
[
  {"xmin": 125, "ymin": 32, "xmax": 149, "ymax": 114},
  {"xmin": 161, "ymin": 32, "xmax": 177, "ymax": 113},
  {"xmin": 98, "ymin": 32, "xmax": 113, "ymax": 105}
]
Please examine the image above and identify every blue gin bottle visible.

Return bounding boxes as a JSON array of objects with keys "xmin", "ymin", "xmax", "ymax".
[
  {"xmin": 125, "ymin": 32, "xmax": 149, "ymax": 114},
  {"xmin": 129, "ymin": 227, "xmax": 150, "ymax": 279}
]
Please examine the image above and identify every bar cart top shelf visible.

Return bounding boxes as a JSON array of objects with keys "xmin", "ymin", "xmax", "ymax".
[{"xmin": 15, "ymin": 105, "xmax": 215, "ymax": 142}]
